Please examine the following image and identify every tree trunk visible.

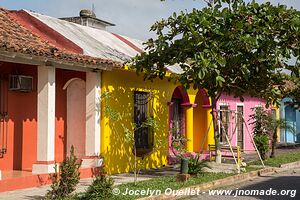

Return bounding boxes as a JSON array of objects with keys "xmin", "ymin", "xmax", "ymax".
[
  {"xmin": 134, "ymin": 146, "xmax": 137, "ymax": 185},
  {"xmin": 211, "ymin": 97, "xmax": 222, "ymax": 163},
  {"xmin": 270, "ymin": 129, "xmax": 277, "ymax": 158}
]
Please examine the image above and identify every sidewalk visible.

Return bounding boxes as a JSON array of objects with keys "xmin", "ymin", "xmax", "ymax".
[
  {"xmin": 0, "ymin": 166, "xmax": 179, "ymax": 200},
  {"xmin": 1, "ymin": 146, "xmax": 300, "ymax": 200}
]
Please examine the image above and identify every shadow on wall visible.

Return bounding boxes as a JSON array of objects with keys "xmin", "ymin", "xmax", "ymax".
[
  {"xmin": 0, "ymin": 63, "xmax": 38, "ymax": 171},
  {"xmin": 55, "ymin": 69, "xmax": 86, "ymax": 163},
  {"xmin": 193, "ymin": 91, "xmax": 210, "ymax": 152},
  {"xmin": 101, "ymin": 84, "xmax": 170, "ymax": 174}
]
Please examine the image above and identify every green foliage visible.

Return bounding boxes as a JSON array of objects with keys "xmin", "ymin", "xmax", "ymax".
[
  {"xmin": 249, "ymin": 107, "xmax": 270, "ymax": 136},
  {"xmin": 250, "ymin": 107, "xmax": 295, "ymax": 136},
  {"xmin": 132, "ymin": 0, "xmax": 300, "ymax": 163},
  {"xmin": 45, "ymin": 146, "xmax": 81, "ymax": 200},
  {"xmin": 110, "ymin": 173, "xmax": 230, "ymax": 200},
  {"xmin": 133, "ymin": 0, "xmax": 300, "ymax": 106},
  {"xmin": 188, "ymin": 155, "xmax": 210, "ymax": 175},
  {"xmin": 250, "ymin": 107, "xmax": 270, "ymax": 160},
  {"xmin": 101, "ymin": 92, "xmax": 162, "ymax": 184},
  {"xmin": 84, "ymin": 175, "xmax": 114, "ymax": 200},
  {"xmin": 102, "ymin": 91, "xmax": 162, "ymax": 152},
  {"xmin": 250, "ymin": 151, "xmax": 300, "ymax": 167},
  {"xmin": 253, "ymin": 134, "xmax": 269, "ymax": 160},
  {"xmin": 171, "ymin": 134, "xmax": 188, "ymax": 158},
  {"xmin": 250, "ymin": 106, "xmax": 295, "ymax": 158}
]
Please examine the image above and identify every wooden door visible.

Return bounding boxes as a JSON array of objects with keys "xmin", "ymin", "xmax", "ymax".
[{"xmin": 237, "ymin": 105, "xmax": 244, "ymax": 150}]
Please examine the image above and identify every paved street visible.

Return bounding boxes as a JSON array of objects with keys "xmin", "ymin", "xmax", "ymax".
[{"xmin": 185, "ymin": 168, "xmax": 300, "ymax": 200}]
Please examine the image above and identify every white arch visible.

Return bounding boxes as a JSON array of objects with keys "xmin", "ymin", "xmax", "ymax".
[
  {"xmin": 66, "ymin": 78, "xmax": 86, "ymax": 160},
  {"xmin": 63, "ymin": 78, "xmax": 84, "ymax": 90}
]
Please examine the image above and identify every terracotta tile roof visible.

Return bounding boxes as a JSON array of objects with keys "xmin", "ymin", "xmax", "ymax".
[{"xmin": 0, "ymin": 8, "xmax": 122, "ymax": 68}]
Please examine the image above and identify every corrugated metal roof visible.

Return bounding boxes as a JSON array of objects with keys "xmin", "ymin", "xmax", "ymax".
[
  {"xmin": 26, "ymin": 10, "xmax": 140, "ymax": 62},
  {"xmin": 25, "ymin": 10, "xmax": 183, "ymax": 74}
]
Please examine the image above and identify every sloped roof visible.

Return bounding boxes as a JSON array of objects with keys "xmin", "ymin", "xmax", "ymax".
[
  {"xmin": 9, "ymin": 9, "xmax": 183, "ymax": 74},
  {"xmin": 25, "ymin": 10, "xmax": 143, "ymax": 62},
  {"xmin": 0, "ymin": 8, "xmax": 122, "ymax": 69}
]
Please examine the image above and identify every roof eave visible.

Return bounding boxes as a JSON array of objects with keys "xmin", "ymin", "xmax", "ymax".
[{"xmin": 0, "ymin": 50, "xmax": 113, "ymax": 72}]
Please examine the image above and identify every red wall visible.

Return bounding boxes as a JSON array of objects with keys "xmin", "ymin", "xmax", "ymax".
[
  {"xmin": 0, "ymin": 62, "xmax": 37, "ymax": 171},
  {"xmin": 0, "ymin": 63, "xmax": 85, "ymax": 171}
]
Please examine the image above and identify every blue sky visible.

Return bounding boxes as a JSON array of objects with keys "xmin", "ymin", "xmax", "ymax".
[{"xmin": 1, "ymin": 0, "xmax": 299, "ymax": 40}]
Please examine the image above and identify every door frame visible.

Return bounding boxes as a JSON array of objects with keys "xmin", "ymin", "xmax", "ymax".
[{"xmin": 236, "ymin": 103, "xmax": 244, "ymax": 150}]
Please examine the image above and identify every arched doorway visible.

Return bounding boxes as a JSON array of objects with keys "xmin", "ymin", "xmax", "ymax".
[
  {"xmin": 64, "ymin": 78, "xmax": 86, "ymax": 160},
  {"xmin": 168, "ymin": 86, "xmax": 190, "ymax": 162},
  {"xmin": 193, "ymin": 89, "xmax": 211, "ymax": 152}
]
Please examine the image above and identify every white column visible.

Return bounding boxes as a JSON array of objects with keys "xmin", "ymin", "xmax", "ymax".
[
  {"xmin": 82, "ymin": 71, "xmax": 102, "ymax": 168},
  {"xmin": 32, "ymin": 66, "xmax": 56, "ymax": 174}
]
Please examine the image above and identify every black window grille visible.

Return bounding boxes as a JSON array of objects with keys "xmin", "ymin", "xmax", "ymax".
[
  {"xmin": 134, "ymin": 91, "xmax": 153, "ymax": 150},
  {"xmin": 172, "ymin": 98, "xmax": 183, "ymax": 139}
]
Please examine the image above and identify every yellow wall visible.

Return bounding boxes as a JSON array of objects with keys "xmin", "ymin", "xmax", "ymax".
[
  {"xmin": 101, "ymin": 69, "xmax": 177, "ymax": 174},
  {"xmin": 193, "ymin": 94, "xmax": 214, "ymax": 151},
  {"xmin": 101, "ymin": 69, "xmax": 213, "ymax": 174},
  {"xmin": 187, "ymin": 90, "xmax": 214, "ymax": 152}
]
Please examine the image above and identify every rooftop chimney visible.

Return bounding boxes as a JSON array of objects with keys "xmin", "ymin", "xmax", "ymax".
[{"xmin": 60, "ymin": 9, "xmax": 115, "ymax": 30}]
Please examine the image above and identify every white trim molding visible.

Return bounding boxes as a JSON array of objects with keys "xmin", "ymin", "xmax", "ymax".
[
  {"xmin": 33, "ymin": 66, "xmax": 56, "ymax": 174},
  {"xmin": 85, "ymin": 71, "xmax": 101, "ymax": 157}
]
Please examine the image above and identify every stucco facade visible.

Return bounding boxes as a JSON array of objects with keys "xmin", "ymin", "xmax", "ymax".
[
  {"xmin": 217, "ymin": 94, "xmax": 268, "ymax": 153},
  {"xmin": 280, "ymin": 98, "xmax": 300, "ymax": 143},
  {"xmin": 101, "ymin": 69, "xmax": 172, "ymax": 173},
  {"xmin": 100, "ymin": 69, "xmax": 214, "ymax": 174},
  {"xmin": 0, "ymin": 8, "xmax": 277, "ymax": 191}
]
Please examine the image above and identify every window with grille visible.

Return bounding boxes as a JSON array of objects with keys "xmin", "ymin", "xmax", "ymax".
[
  {"xmin": 172, "ymin": 98, "xmax": 183, "ymax": 139},
  {"xmin": 134, "ymin": 91, "xmax": 153, "ymax": 151}
]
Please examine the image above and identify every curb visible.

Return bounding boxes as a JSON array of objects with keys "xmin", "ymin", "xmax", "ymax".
[
  {"xmin": 257, "ymin": 167, "xmax": 277, "ymax": 176},
  {"xmin": 138, "ymin": 170, "xmax": 260, "ymax": 200},
  {"xmin": 279, "ymin": 160, "xmax": 300, "ymax": 169},
  {"xmin": 138, "ymin": 161, "xmax": 300, "ymax": 200}
]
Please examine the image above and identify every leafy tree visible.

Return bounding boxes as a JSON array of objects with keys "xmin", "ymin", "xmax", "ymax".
[
  {"xmin": 132, "ymin": 0, "xmax": 300, "ymax": 163},
  {"xmin": 249, "ymin": 107, "xmax": 270, "ymax": 160},
  {"xmin": 250, "ymin": 107, "xmax": 295, "ymax": 159}
]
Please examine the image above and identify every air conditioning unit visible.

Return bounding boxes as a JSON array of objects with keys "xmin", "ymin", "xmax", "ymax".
[{"xmin": 9, "ymin": 75, "xmax": 33, "ymax": 92}]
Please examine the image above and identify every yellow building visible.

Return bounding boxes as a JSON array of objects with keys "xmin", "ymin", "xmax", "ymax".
[{"xmin": 101, "ymin": 68, "xmax": 214, "ymax": 174}]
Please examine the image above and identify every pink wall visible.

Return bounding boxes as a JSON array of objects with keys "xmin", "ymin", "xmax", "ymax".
[{"xmin": 217, "ymin": 94, "xmax": 266, "ymax": 152}]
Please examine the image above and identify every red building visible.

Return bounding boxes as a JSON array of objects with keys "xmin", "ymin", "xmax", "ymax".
[{"xmin": 0, "ymin": 8, "xmax": 121, "ymax": 192}]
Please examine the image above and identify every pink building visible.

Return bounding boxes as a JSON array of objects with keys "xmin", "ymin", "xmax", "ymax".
[{"xmin": 217, "ymin": 94, "xmax": 267, "ymax": 153}]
